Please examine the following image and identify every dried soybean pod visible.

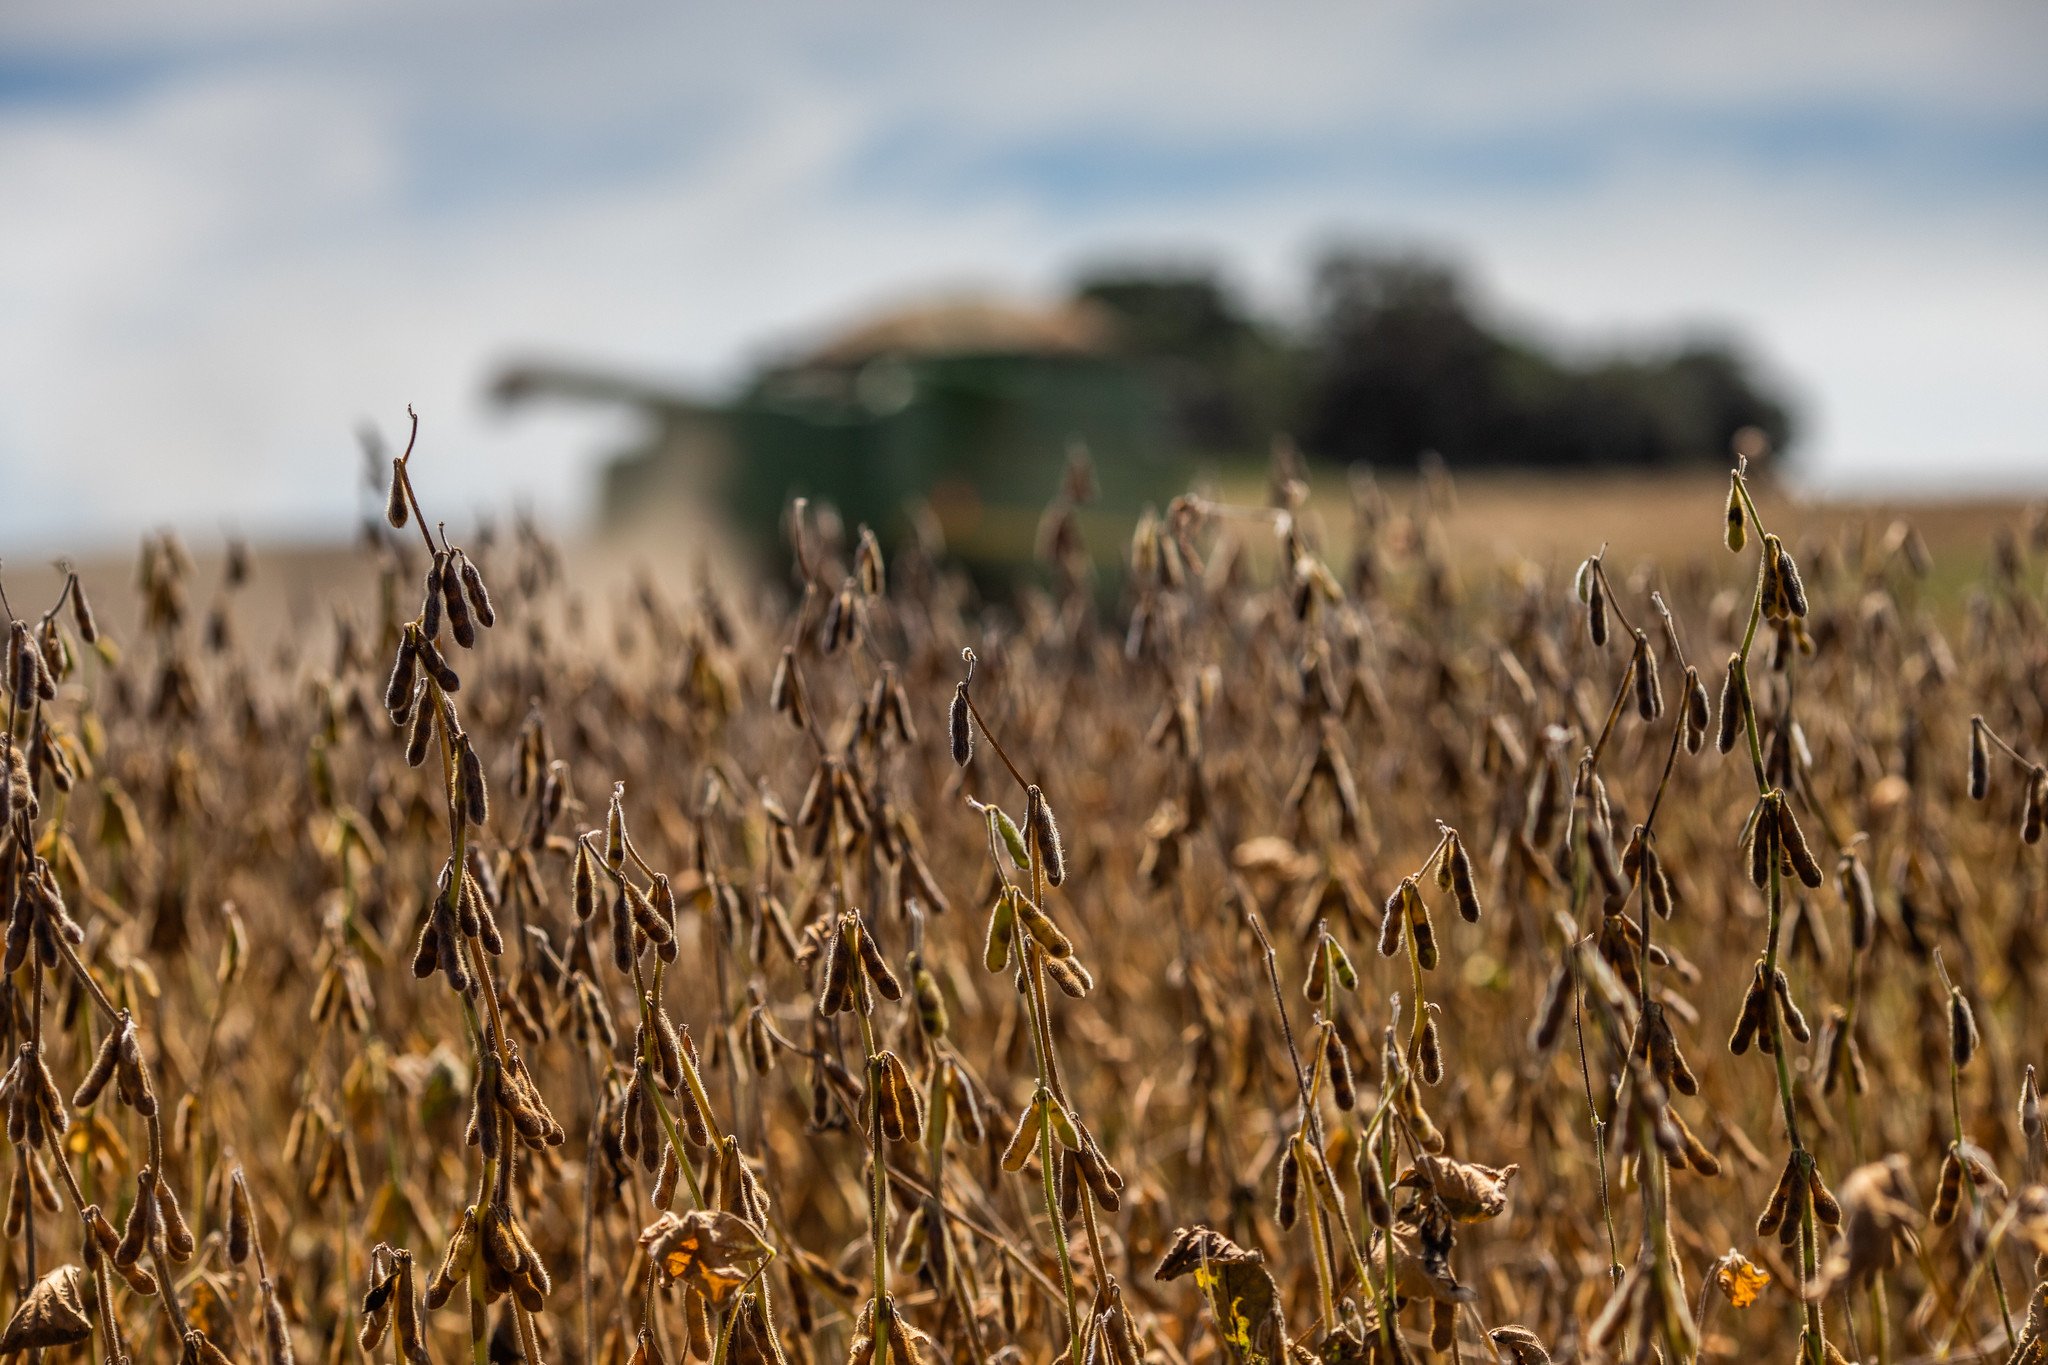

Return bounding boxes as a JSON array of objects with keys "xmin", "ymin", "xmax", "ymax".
[
  {"xmin": 1748, "ymin": 802, "xmax": 1777, "ymax": 890},
  {"xmin": 1725, "ymin": 474, "xmax": 1746, "ymax": 551},
  {"xmin": 386, "ymin": 458, "xmax": 411, "ymax": 528},
  {"xmin": 818, "ymin": 916, "xmax": 854, "ymax": 1016},
  {"xmin": 69, "ymin": 575, "xmax": 100, "ymax": 644},
  {"xmin": 983, "ymin": 890, "xmax": 1016, "ymax": 974},
  {"xmin": 1273, "ymin": 1142, "xmax": 1301, "ymax": 1230},
  {"xmin": 1026, "ymin": 785, "xmax": 1067, "ymax": 888},
  {"xmin": 1324, "ymin": 1029, "xmax": 1357, "ymax": 1112},
  {"xmin": 1683, "ymin": 666, "xmax": 1711, "ymax": 753},
  {"xmin": 1017, "ymin": 898, "xmax": 1073, "ymax": 959},
  {"xmin": 1772, "ymin": 970, "xmax": 1811, "ymax": 1044},
  {"xmin": 1840, "ymin": 852, "xmax": 1876, "ymax": 952},
  {"xmin": 73, "ymin": 1014, "xmax": 128, "ymax": 1108},
  {"xmin": 572, "ymin": 841, "xmax": 596, "ymax": 923},
  {"xmin": 1809, "ymin": 1166, "xmax": 1841, "ymax": 1229},
  {"xmin": 1446, "ymin": 831, "xmax": 1482, "ymax": 922},
  {"xmin": 1729, "ymin": 961, "xmax": 1769, "ymax": 1056},
  {"xmin": 420, "ymin": 552, "xmax": 447, "ymax": 640},
  {"xmin": 442, "ymin": 552, "xmax": 475, "ymax": 649},
  {"xmin": 1755, "ymin": 1152, "xmax": 1798, "ymax": 1236},
  {"xmin": 1000, "ymin": 1099, "xmax": 1044, "ymax": 1173},
  {"xmin": 116, "ymin": 1167, "xmax": 159, "ymax": 1266},
  {"xmin": 1531, "ymin": 960, "xmax": 1572, "ymax": 1053},
  {"xmin": 228, "ymin": 1168, "xmax": 255, "ymax": 1265},
  {"xmin": 1631, "ymin": 630, "xmax": 1662, "ymax": 721},
  {"xmin": 1949, "ymin": 989, "xmax": 1979, "ymax": 1069},
  {"xmin": 1417, "ymin": 1013, "xmax": 1444, "ymax": 1086},
  {"xmin": 158, "ymin": 1176, "xmax": 197, "ymax": 1260},
  {"xmin": 949, "ymin": 685, "xmax": 973, "ymax": 767},
  {"xmin": 1969, "ymin": 717, "xmax": 1989, "ymax": 800},
  {"xmin": 1777, "ymin": 542, "xmax": 1808, "ymax": 617},
  {"xmin": 458, "ymin": 552, "xmax": 496, "ymax": 628},
  {"xmin": 1930, "ymin": 1145, "xmax": 1964, "ymax": 1225},
  {"xmin": 853, "ymin": 918, "xmax": 903, "ymax": 1001},
  {"xmin": 1716, "ymin": 655, "xmax": 1744, "ymax": 755},
  {"xmin": 1777, "ymin": 800, "xmax": 1824, "ymax": 889},
  {"xmin": 1377, "ymin": 885, "xmax": 1405, "ymax": 958}
]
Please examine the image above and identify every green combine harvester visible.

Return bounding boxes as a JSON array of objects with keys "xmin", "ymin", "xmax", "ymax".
[{"xmin": 493, "ymin": 296, "xmax": 1189, "ymax": 576}]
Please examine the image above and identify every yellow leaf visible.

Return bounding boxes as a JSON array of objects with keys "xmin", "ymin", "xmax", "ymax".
[{"xmin": 1711, "ymin": 1250, "xmax": 1770, "ymax": 1309}]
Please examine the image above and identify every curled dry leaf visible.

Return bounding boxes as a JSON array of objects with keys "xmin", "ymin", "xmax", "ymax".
[
  {"xmin": 0, "ymin": 1264, "xmax": 94, "ymax": 1353},
  {"xmin": 1709, "ymin": 1249, "xmax": 1772, "ymax": 1309},
  {"xmin": 1396, "ymin": 1153, "xmax": 1519, "ymax": 1222},
  {"xmin": 638, "ymin": 1209, "xmax": 773, "ymax": 1310}
]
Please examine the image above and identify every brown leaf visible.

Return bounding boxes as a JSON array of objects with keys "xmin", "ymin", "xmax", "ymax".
[
  {"xmin": 638, "ymin": 1209, "xmax": 773, "ymax": 1309},
  {"xmin": 0, "ymin": 1264, "xmax": 95, "ymax": 1353}
]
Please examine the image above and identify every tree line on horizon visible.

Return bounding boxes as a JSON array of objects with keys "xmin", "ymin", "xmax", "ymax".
[{"xmin": 1076, "ymin": 248, "xmax": 1796, "ymax": 472}]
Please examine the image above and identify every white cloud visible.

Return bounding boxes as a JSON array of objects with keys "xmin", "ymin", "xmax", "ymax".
[{"xmin": 0, "ymin": 1, "xmax": 2043, "ymax": 552}]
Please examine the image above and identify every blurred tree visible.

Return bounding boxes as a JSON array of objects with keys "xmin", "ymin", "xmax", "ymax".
[{"xmin": 1297, "ymin": 248, "xmax": 1794, "ymax": 469}]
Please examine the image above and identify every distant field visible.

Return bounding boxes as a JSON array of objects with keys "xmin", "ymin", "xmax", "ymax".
[{"xmin": 14, "ymin": 472, "xmax": 2031, "ymax": 648}]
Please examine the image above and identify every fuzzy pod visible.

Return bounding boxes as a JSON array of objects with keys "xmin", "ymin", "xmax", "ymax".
[
  {"xmin": 1631, "ymin": 631, "xmax": 1663, "ymax": 721},
  {"xmin": 1969, "ymin": 718, "xmax": 1989, "ymax": 800},
  {"xmin": 1044, "ymin": 954, "xmax": 1094, "ymax": 998},
  {"xmin": 1729, "ymin": 962, "xmax": 1770, "ymax": 1056},
  {"xmin": 416, "ymin": 635, "xmax": 460, "ymax": 693},
  {"xmin": 853, "ymin": 918, "xmax": 903, "ymax": 1001},
  {"xmin": 1716, "ymin": 656, "xmax": 1744, "ymax": 756},
  {"xmin": 948, "ymin": 684, "xmax": 973, "ymax": 767},
  {"xmin": 819, "ymin": 916, "xmax": 855, "ymax": 1016},
  {"xmin": 983, "ymin": 889, "xmax": 1017, "ymax": 974},
  {"xmin": 1755, "ymin": 1152, "xmax": 1799, "ymax": 1237},
  {"xmin": 1447, "ymin": 833, "xmax": 1482, "ymax": 922},
  {"xmin": 1273, "ymin": 1143, "xmax": 1301, "ymax": 1231},
  {"xmin": 68, "ymin": 577, "xmax": 100, "ymax": 644},
  {"xmin": 1776, "ymin": 801, "xmax": 1824, "ymax": 889},
  {"xmin": 441, "ymin": 554, "xmax": 475, "ymax": 649},
  {"xmin": 458, "ymin": 737, "xmax": 489, "ymax": 827},
  {"xmin": 1772, "ymin": 970, "xmax": 1812, "ymax": 1044},
  {"xmin": 911, "ymin": 957, "xmax": 948, "ymax": 1039},
  {"xmin": 1377, "ymin": 884, "xmax": 1406, "ymax": 958},
  {"xmin": 1748, "ymin": 803, "xmax": 1777, "ymax": 890},
  {"xmin": 1531, "ymin": 959, "xmax": 1573, "ymax": 1053},
  {"xmin": 1408, "ymin": 885, "xmax": 1439, "ymax": 972},
  {"xmin": 1930, "ymin": 1145, "xmax": 1964, "ymax": 1226},
  {"xmin": 384, "ymin": 629, "xmax": 421, "ymax": 719},
  {"xmin": 115, "ymin": 1167, "xmax": 159, "ymax": 1267},
  {"xmin": 1000, "ymin": 1099, "xmax": 1044, "ymax": 1173},
  {"xmin": 457, "ymin": 554, "xmax": 496, "ymax": 629},
  {"xmin": 572, "ymin": 842, "xmax": 596, "ymax": 923},
  {"xmin": 1949, "ymin": 991, "xmax": 1980, "ymax": 1069},
  {"xmin": 73, "ymin": 1015, "xmax": 129, "ymax": 1109},
  {"xmin": 1683, "ymin": 667, "xmax": 1711, "ymax": 754},
  {"xmin": 1017, "ymin": 898, "xmax": 1073, "ymax": 959},
  {"xmin": 624, "ymin": 881, "xmax": 673, "ymax": 947},
  {"xmin": 1777, "ymin": 543, "xmax": 1808, "ymax": 617},
  {"xmin": 158, "ymin": 1177, "xmax": 197, "ymax": 1260},
  {"xmin": 1326, "ymin": 1031, "xmax": 1356, "ymax": 1112},
  {"xmin": 1839, "ymin": 854, "xmax": 1876, "ymax": 953},
  {"xmin": 385, "ymin": 458, "xmax": 411, "ymax": 528},
  {"xmin": 1670, "ymin": 1110, "xmax": 1720, "ymax": 1177},
  {"xmin": 419, "ymin": 553, "xmax": 447, "ymax": 640},
  {"xmin": 1026, "ymin": 785, "xmax": 1067, "ymax": 888}
]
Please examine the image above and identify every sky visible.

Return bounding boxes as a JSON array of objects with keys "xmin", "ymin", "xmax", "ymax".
[{"xmin": 2, "ymin": 2, "xmax": 2045, "ymax": 552}]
